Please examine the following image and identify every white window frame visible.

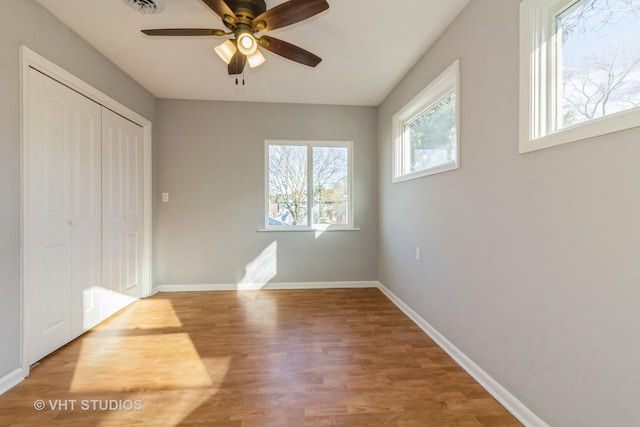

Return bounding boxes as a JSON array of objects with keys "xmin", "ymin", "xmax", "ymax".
[
  {"xmin": 264, "ymin": 140, "xmax": 355, "ymax": 231},
  {"xmin": 519, "ymin": 0, "xmax": 640, "ymax": 153},
  {"xmin": 392, "ymin": 60, "xmax": 460, "ymax": 183}
]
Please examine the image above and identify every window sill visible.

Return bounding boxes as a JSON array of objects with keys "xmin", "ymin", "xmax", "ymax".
[
  {"xmin": 392, "ymin": 160, "xmax": 458, "ymax": 183},
  {"xmin": 519, "ymin": 107, "xmax": 640, "ymax": 153},
  {"xmin": 258, "ymin": 227, "xmax": 360, "ymax": 232}
]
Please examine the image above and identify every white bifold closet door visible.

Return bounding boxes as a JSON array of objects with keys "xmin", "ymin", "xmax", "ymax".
[
  {"xmin": 101, "ymin": 108, "xmax": 144, "ymax": 319},
  {"xmin": 26, "ymin": 69, "xmax": 143, "ymax": 365},
  {"xmin": 27, "ymin": 69, "xmax": 102, "ymax": 364}
]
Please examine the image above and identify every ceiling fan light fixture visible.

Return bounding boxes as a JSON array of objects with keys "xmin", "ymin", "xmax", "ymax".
[
  {"xmin": 237, "ymin": 32, "xmax": 258, "ymax": 56},
  {"xmin": 247, "ymin": 49, "xmax": 266, "ymax": 68},
  {"xmin": 214, "ymin": 39, "xmax": 236, "ymax": 64}
]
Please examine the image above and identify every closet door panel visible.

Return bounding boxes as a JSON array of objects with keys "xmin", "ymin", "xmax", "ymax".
[
  {"xmin": 27, "ymin": 69, "xmax": 72, "ymax": 364},
  {"xmin": 102, "ymin": 116, "xmax": 123, "ymax": 296},
  {"xmin": 69, "ymin": 93, "xmax": 102, "ymax": 335},
  {"xmin": 27, "ymin": 69, "xmax": 102, "ymax": 363},
  {"xmin": 102, "ymin": 108, "xmax": 143, "ymax": 307},
  {"xmin": 123, "ymin": 129, "xmax": 143, "ymax": 294}
]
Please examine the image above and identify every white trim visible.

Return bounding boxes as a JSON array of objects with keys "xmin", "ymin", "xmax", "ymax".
[
  {"xmin": 21, "ymin": 47, "xmax": 150, "ymax": 128},
  {"xmin": 156, "ymin": 284, "xmax": 237, "ymax": 292},
  {"xmin": 0, "ymin": 369, "xmax": 24, "ymax": 395},
  {"xmin": 392, "ymin": 60, "xmax": 460, "ymax": 182},
  {"xmin": 377, "ymin": 282, "xmax": 549, "ymax": 427},
  {"xmin": 20, "ymin": 45, "xmax": 153, "ymax": 379},
  {"xmin": 519, "ymin": 0, "xmax": 640, "ymax": 153},
  {"xmin": 155, "ymin": 281, "xmax": 378, "ymax": 293},
  {"xmin": 257, "ymin": 227, "xmax": 361, "ymax": 232}
]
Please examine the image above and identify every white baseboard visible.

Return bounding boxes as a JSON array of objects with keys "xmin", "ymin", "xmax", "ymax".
[
  {"xmin": 154, "ymin": 281, "xmax": 378, "ymax": 293},
  {"xmin": 377, "ymin": 282, "xmax": 548, "ymax": 427},
  {"xmin": 155, "ymin": 284, "xmax": 235, "ymax": 292},
  {"xmin": 0, "ymin": 368, "xmax": 24, "ymax": 395}
]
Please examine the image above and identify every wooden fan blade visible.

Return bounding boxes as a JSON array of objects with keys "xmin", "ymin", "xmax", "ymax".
[
  {"xmin": 258, "ymin": 36, "xmax": 321, "ymax": 67},
  {"xmin": 228, "ymin": 52, "xmax": 247, "ymax": 75},
  {"xmin": 142, "ymin": 28, "xmax": 227, "ymax": 36},
  {"xmin": 201, "ymin": 0, "xmax": 237, "ymax": 25},
  {"xmin": 253, "ymin": 0, "xmax": 329, "ymax": 32}
]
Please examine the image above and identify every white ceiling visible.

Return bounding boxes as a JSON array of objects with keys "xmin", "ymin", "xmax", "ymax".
[{"xmin": 36, "ymin": 0, "xmax": 470, "ymax": 106}]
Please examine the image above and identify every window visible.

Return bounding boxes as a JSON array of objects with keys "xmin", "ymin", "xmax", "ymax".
[
  {"xmin": 393, "ymin": 60, "xmax": 460, "ymax": 182},
  {"xmin": 265, "ymin": 140, "xmax": 353, "ymax": 230},
  {"xmin": 520, "ymin": 0, "xmax": 640, "ymax": 153}
]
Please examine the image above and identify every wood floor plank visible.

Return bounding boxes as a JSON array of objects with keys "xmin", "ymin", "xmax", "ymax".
[{"xmin": 0, "ymin": 289, "xmax": 522, "ymax": 426}]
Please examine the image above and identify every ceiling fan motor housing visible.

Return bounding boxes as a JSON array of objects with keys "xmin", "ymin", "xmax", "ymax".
[{"xmin": 224, "ymin": 0, "xmax": 267, "ymax": 28}]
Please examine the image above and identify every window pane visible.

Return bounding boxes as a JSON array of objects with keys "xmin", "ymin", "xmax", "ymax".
[
  {"xmin": 312, "ymin": 146, "xmax": 349, "ymax": 225},
  {"xmin": 268, "ymin": 145, "xmax": 307, "ymax": 226},
  {"xmin": 557, "ymin": 0, "xmax": 640, "ymax": 129},
  {"xmin": 406, "ymin": 92, "xmax": 456, "ymax": 173}
]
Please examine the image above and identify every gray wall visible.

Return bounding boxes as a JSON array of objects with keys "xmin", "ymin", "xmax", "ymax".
[
  {"xmin": 4, "ymin": 1, "xmax": 637, "ymax": 425},
  {"xmin": 377, "ymin": 1, "xmax": 640, "ymax": 426},
  {"xmin": 0, "ymin": 0, "xmax": 156, "ymax": 380},
  {"xmin": 155, "ymin": 100, "xmax": 378, "ymax": 286}
]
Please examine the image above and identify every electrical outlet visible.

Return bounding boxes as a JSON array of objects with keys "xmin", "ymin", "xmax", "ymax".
[
  {"xmin": 415, "ymin": 247, "xmax": 421, "ymax": 261},
  {"xmin": 162, "ymin": 192, "xmax": 169, "ymax": 202}
]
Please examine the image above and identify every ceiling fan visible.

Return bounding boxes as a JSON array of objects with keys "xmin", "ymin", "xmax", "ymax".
[{"xmin": 141, "ymin": 0, "xmax": 329, "ymax": 75}]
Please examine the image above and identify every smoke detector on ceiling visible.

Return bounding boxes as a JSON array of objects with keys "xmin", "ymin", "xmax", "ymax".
[{"xmin": 123, "ymin": 0, "xmax": 165, "ymax": 14}]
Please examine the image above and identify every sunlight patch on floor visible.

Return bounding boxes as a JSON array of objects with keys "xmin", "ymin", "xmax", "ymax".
[
  {"xmin": 119, "ymin": 298, "xmax": 183, "ymax": 329},
  {"xmin": 69, "ymin": 333, "xmax": 220, "ymax": 392},
  {"xmin": 71, "ymin": 296, "xmax": 231, "ymax": 426}
]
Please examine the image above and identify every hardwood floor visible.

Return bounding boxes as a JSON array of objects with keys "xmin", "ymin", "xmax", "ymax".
[{"xmin": 0, "ymin": 289, "xmax": 522, "ymax": 426}]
